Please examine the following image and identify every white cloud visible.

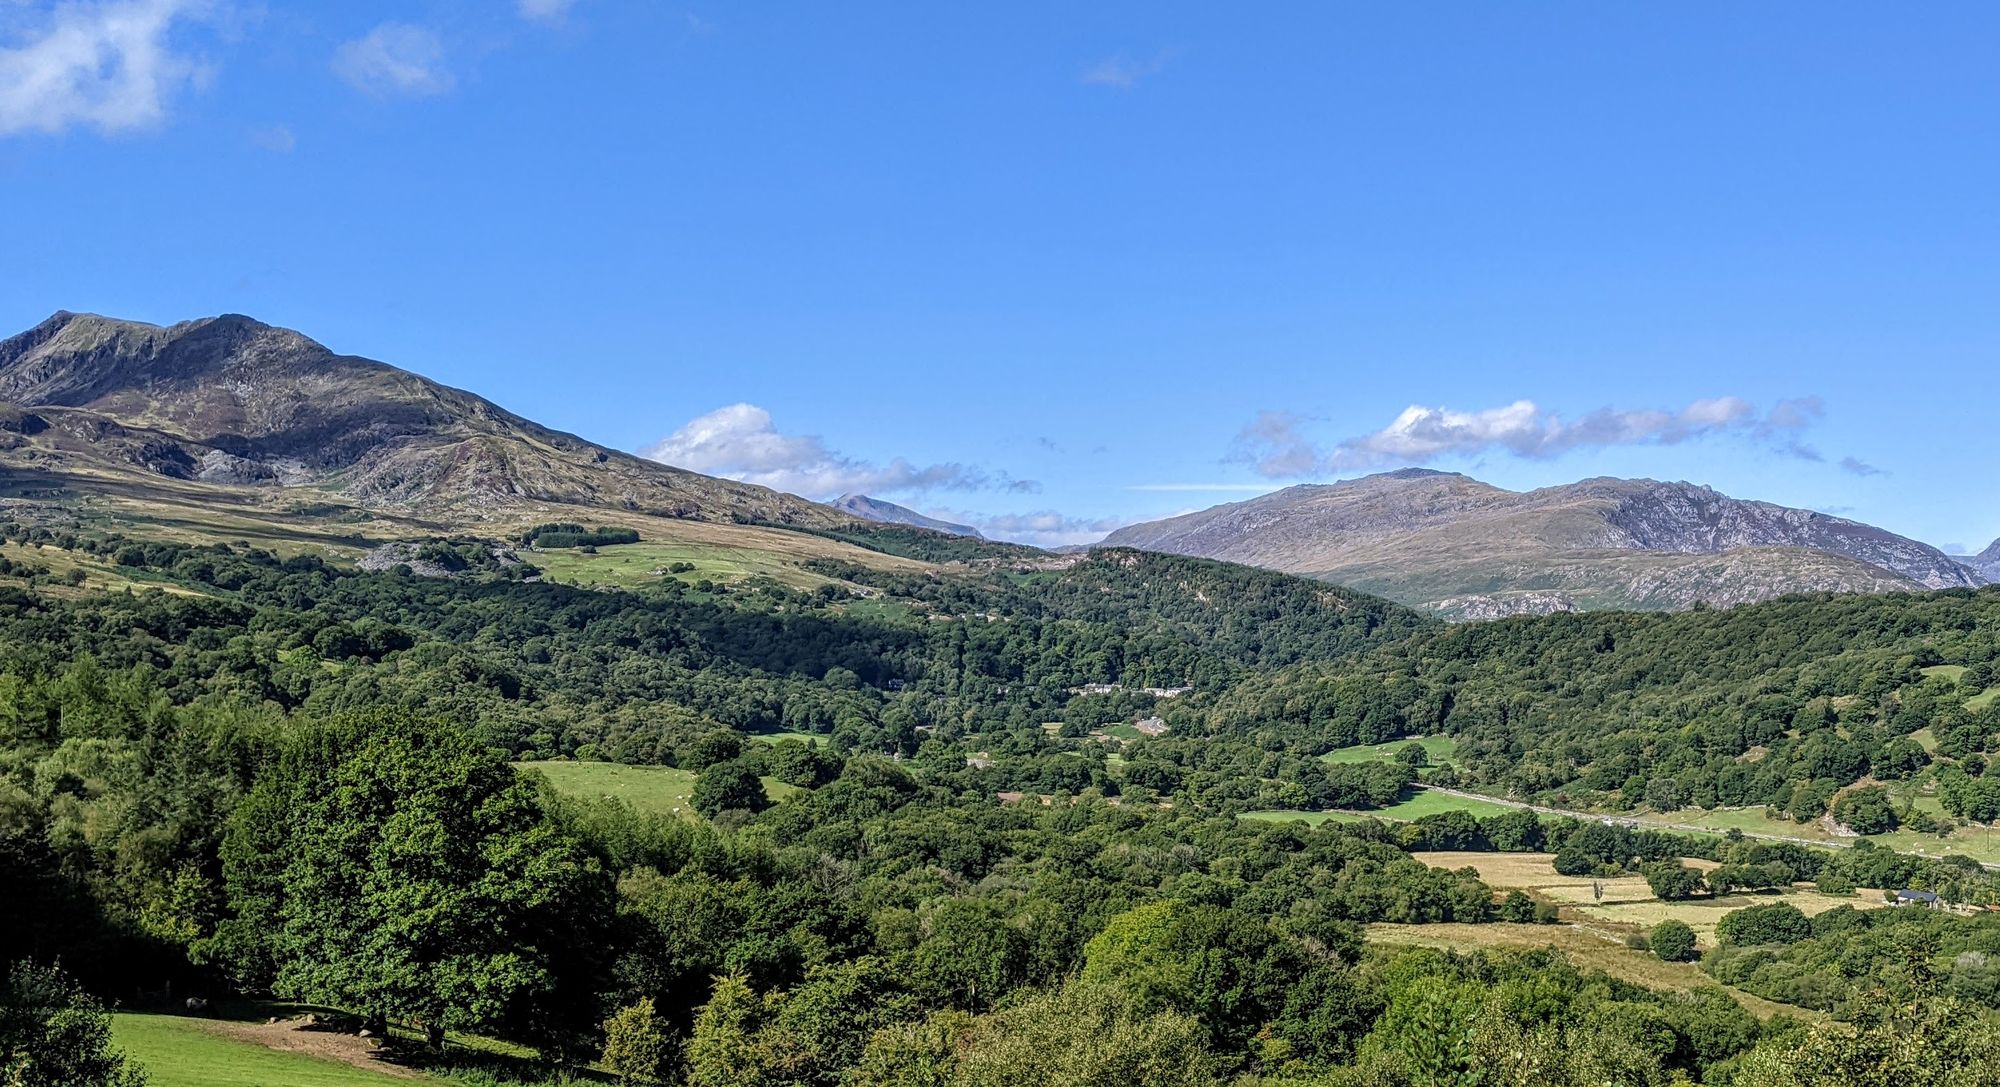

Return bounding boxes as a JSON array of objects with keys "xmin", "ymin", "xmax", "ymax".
[
  {"xmin": 0, "ymin": 0, "xmax": 210, "ymax": 136},
  {"xmin": 516, "ymin": 0, "xmax": 576, "ymax": 24},
  {"xmin": 926, "ymin": 507, "xmax": 1131, "ymax": 549},
  {"xmin": 332, "ymin": 22, "xmax": 452, "ymax": 98},
  {"xmin": 1082, "ymin": 50, "xmax": 1171, "ymax": 90},
  {"xmin": 641, "ymin": 403, "xmax": 1036, "ymax": 499},
  {"xmin": 248, "ymin": 121, "xmax": 292, "ymax": 152},
  {"xmin": 1126, "ymin": 483, "xmax": 1278, "ymax": 493},
  {"xmin": 1233, "ymin": 396, "xmax": 1835, "ymax": 478}
]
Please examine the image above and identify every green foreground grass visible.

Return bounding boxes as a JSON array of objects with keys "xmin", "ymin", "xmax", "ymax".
[
  {"xmin": 520, "ymin": 759, "xmax": 796, "ymax": 818},
  {"xmin": 111, "ymin": 1013, "xmax": 424, "ymax": 1087}
]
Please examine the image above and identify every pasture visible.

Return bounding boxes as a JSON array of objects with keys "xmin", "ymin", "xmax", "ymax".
[
  {"xmin": 1241, "ymin": 788, "xmax": 1518, "ymax": 827},
  {"xmin": 1319, "ymin": 735, "xmax": 1456, "ymax": 766},
  {"xmin": 518, "ymin": 759, "xmax": 795, "ymax": 818},
  {"xmin": 110, "ymin": 1013, "xmax": 430, "ymax": 1087},
  {"xmin": 1363, "ymin": 923, "xmax": 1807, "ymax": 1020},
  {"xmin": 1419, "ymin": 851, "xmax": 1886, "ymax": 948}
]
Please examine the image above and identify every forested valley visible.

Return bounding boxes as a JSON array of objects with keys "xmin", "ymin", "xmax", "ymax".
[{"xmin": 7, "ymin": 522, "xmax": 2000, "ymax": 1085}]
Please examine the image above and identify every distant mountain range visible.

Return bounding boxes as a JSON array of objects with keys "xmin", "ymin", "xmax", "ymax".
[
  {"xmin": 1102, "ymin": 468, "xmax": 1984, "ymax": 618},
  {"xmin": 830, "ymin": 494, "xmax": 983, "ymax": 538},
  {"xmin": 5, "ymin": 311, "xmax": 1994, "ymax": 621},
  {"xmin": 1969, "ymin": 539, "xmax": 2000, "ymax": 583},
  {"xmin": 0, "ymin": 311, "xmax": 857, "ymax": 530}
]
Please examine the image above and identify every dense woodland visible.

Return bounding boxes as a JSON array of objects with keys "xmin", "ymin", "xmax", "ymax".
[{"xmin": 7, "ymin": 522, "xmax": 2000, "ymax": 1084}]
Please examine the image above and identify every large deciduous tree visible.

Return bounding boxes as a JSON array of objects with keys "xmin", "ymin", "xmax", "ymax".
[{"xmin": 205, "ymin": 711, "xmax": 609, "ymax": 1051}]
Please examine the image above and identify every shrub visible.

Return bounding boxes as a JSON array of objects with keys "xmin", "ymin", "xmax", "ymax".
[
  {"xmin": 1651, "ymin": 920, "xmax": 1697, "ymax": 962},
  {"xmin": 601, "ymin": 998, "xmax": 674, "ymax": 1084},
  {"xmin": 1717, "ymin": 902, "xmax": 1811, "ymax": 946},
  {"xmin": 1643, "ymin": 861, "xmax": 1706, "ymax": 901}
]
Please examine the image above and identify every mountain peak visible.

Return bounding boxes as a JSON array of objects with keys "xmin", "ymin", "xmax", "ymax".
[
  {"xmin": 1103, "ymin": 471, "xmax": 1981, "ymax": 618},
  {"xmin": 830, "ymin": 494, "xmax": 983, "ymax": 538},
  {"xmin": 0, "ymin": 310, "xmax": 856, "ymax": 530},
  {"xmin": 1374, "ymin": 467, "xmax": 1465, "ymax": 481}
]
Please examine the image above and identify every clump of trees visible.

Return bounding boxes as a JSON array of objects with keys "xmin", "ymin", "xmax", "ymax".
[{"xmin": 521, "ymin": 523, "xmax": 642, "ymax": 549}]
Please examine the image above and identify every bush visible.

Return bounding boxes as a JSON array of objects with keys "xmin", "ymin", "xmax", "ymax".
[
  {"xmin": 601, "ymin": 997, "xmax": 674, "ymax": 1084},
  {"xmin": 1643, "ymin": 861, "xmax": 1706, "ymax": 901},
  {"xmin": 1833, "ymin": 786, "xmax": 1900, "ymax": 836},
  {"xmin": 0, "ymin": 961, "xmax": 148, "ymax": 1087},
  {"xmin": 1498, "ymin": 890, "xmax": 1535, "ymax": 923},
  {"xmin": 690, "ymin": 760, "xmax": 770, "ymax": 818},
  {"xmin": 1717, "ymin": 902, "xmax": 1811, "ymax": 946},
  {"xmin": 1651, "ymin": 920, "xmax": 1697, "ymax": 962}
]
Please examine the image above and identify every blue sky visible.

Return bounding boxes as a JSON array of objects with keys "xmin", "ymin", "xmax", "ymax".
[{"xmin": 3, "ymin": 3, "xmax": 1998, "ymax": 549}]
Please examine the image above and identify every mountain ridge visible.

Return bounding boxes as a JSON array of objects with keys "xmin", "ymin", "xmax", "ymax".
[
  {"xmin": 1101, "ymin": 469, "xmax": 1981, "ymax": 617},
  {"xmin": 0, "ymin": 310, "xmax": 858, "ymax": 529},
  {"xmin": 830, "ymin": 494, "xmax": 984, "ymax": 538}
]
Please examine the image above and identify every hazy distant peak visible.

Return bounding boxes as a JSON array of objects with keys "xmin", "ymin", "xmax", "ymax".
[{"xmin": 830, "ymin": 494, "xmax": 983, "ymax": 538}]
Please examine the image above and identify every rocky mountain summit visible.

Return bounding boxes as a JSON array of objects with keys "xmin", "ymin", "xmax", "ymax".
[
  {"xmin": 1101, "ymin": 469, "xmax": 1979, "ymax": 618},
  {"xmin": 0, "ymin": 311, "xmax": 854, "ymax": 528},
  {"xmin": 830, "ymin": 494, "xmax": 983, "ymax": 537},
  {"xmin": 1968, "ymin": 539, "xmax": 2000, "ymax": 583}
]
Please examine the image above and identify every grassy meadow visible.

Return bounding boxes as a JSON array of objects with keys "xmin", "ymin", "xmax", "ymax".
[
  {"xmin": 110, "ymin": 1012, "xmax": 430, "ymax": 1087},
  {"xmin": 1318, "ymin": 735, "xmax": 1457, "ymax": 766},
  {"xmin": 520, "ymin": 759, "xmax": 796, "ymax": 818},
  {"xmin": 1419, "ymin": 850, "xmax": 1885, "ymax": 949},
  {"xmin": 1240, "ymin": 787, "xmax": 1518, "ymax": 826}
]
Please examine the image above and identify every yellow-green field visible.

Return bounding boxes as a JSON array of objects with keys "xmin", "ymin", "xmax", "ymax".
[
  {"xmin": 1242, "ymin": 789, "xmax": 1517, "ymax": 826},
  {"xmin": 1418, "ymin": 851, "xmax": 1885, "ymax": 948},
  {"xmin": 518, "ymin": 759, "xmax": 797, "ymax": 818},
  {"xmin": 1652, "ymin": 804, "xmax": 2000, "ymax": 866},
  {"xmin": 1319, "ymin": 736, "xmax": 1456, "ymax": 766},
  {"xmin": 528, "ymin": 539, "xmax": 839, "ymax": 590},
  {"xmin": 1363, "ymin": 923, "xmax": 1809, "ymax": 1020},
  {"xmin": 0, "ymin": 541, "xmax": 206, "ymax": 597}
]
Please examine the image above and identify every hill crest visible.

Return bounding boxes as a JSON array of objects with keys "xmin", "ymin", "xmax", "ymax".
[{"xmin": 1100, "ymin": 469, "xmax": 1979, "ymax": 617}]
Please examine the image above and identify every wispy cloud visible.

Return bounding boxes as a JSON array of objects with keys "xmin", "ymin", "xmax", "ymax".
[
  {"xmin": 0, "ymin": 0, "xmax": 211, "ymax": 136},
  {"xmin": 517, "ymin": 0, "xmax": 577, "ymax": 25},
  {"xmin": 1127, "ymin": 483, "xmax": 1278, "ymax": 493},
  {"xmin": 1082, "ymin": 49, "xmax": 1172, "ymax": 90},
  {"xmin": 332, "ymin": 22, "xmax": 452, "ymax": 98},
  {"xmin": 641, "ymin": 403, "xmax": 1038, "ymax": 499},
  {"xmin": 1839, "ymin": 456, "xmax": 1885, "ymax": 477},
  {"xmin": 248, "ymin": 122, "xmax": 293, "ymax": 152},
  {"xmin": 1232, "ymin": 396, "xmax": 1838, "ymax": 479}
]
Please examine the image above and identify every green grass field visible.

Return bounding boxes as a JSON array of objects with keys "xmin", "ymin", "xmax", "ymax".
[
  {"xmin": 1652, "ymin": 802, "xmax": 2000, "ymax": 865},
  {"xmin": 1242, "ymin": 787, "xmax": 1516, "ymax": 826},
  {"xmin": 1319, "ymin": 736, "xmax": 1456, "ymax": 766},
  {"xmin": 520, "ymin": 760, "xmax": 795, "ymax": 818},
  {"xmin": 528, "ymin": 540, "xmax": 839, "ymax": 591},
  {"xmin": 111, "ymin": 1013, "xmax": 426, "ymax": 1087},
  {"xmin": 747, "ymin": 730, "xmax": 825, "ymax": 745}
]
